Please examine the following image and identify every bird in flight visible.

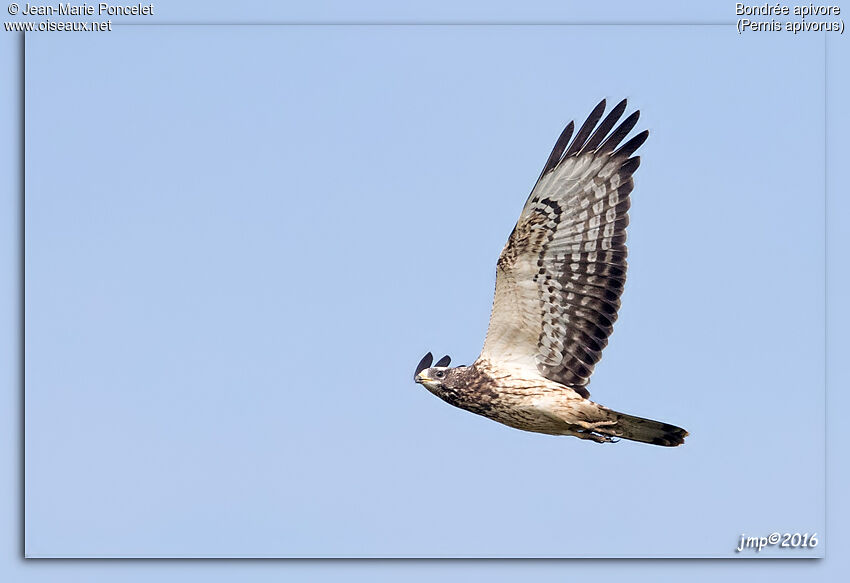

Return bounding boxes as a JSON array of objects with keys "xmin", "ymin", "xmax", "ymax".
[{"xmin": 414, "ymin": 99, "xmax": 688, "ymax": 446}]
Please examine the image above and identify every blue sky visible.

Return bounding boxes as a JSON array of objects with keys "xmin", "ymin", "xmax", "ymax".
[{"xmin": 2, "ymin": 0, "xmax": 849, "ymax": 580}]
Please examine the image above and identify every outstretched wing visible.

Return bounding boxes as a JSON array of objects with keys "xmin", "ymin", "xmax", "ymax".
[{"xmin": 478, "ymin": 99, "xmax": 648, "ymax": 395}]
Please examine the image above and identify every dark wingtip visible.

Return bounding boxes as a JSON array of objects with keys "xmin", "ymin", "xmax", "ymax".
[
  {"xmin": 563, "ymin": 99, "xmax": 609, "ymax": 158},
  {"xmin": 582, "ymin": 98, "xmax": 629, "ymax": 154},
  {"xmin": 538, "ymin": 121, "xmax": 575, "ymax": 179},
  {"xmin": 593, "ymin": 97, "xmax": 607, "ymax": 114},
  {"xmin": 434, "ymin": 355, "xmax": 451, "ymax": 368},
  {"xmin": 414, "ymin": 352, "xmax": 433, "ymax": 380}
]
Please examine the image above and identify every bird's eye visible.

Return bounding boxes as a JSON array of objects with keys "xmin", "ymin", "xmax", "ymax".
[{"xmin": 435, "ymin": 371, "xmax": 445, "ymax": 379}]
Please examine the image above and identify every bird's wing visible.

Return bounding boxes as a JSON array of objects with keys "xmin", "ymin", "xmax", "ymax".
[{"xmin": 478, "ymin": 99, "xmax": 647, "ymax": 394}]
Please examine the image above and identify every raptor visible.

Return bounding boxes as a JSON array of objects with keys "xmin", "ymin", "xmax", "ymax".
[{"xmin": 414, "ymin": 99, "xmax": 688, "ymax": 446}]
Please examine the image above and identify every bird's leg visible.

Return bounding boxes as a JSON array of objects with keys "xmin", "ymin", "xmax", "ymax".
[
  {"xmin": 535, "ymin": 403, "xmax": 620, "ymax": 443},
  {"xmin": 576, "ymin": 419, "xmax": 619, "ymax": 433},
  {"xmin": 558, "ymin": 424, "xmax": 617, "ymax": 443},
  {"xmin": 571, "ymin": 419, "xmax": 621, "ymax": 443}
]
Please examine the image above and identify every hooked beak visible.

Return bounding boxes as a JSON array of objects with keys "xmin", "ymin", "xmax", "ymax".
[{"xmin": 415, "ymin": 371, "xmax": 431, "ymax": 384}]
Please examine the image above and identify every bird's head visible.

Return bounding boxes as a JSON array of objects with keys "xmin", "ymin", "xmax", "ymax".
[{"xmin": 413, "ymin": 352, "xmax": 464, "ymax": 398}]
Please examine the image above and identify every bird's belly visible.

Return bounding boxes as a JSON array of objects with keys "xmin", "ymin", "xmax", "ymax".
[{"xmin": 457, "ymin": 385, "xmax": 579, "ymax": 435}]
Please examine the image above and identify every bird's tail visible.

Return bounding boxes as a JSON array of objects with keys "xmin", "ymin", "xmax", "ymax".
[{"xmin": 590, "ymin": 404, "xmax": 688, "ymax": 447}]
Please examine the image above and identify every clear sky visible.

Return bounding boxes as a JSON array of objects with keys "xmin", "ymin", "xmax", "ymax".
[{"xmin": 2, "ymin": 0, "xmax": 849, "ymax": 580}]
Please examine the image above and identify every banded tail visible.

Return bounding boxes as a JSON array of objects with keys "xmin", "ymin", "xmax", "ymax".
[{"xmin": 594, "ymin": 405, "xmax": 688, "ymax": 447}]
